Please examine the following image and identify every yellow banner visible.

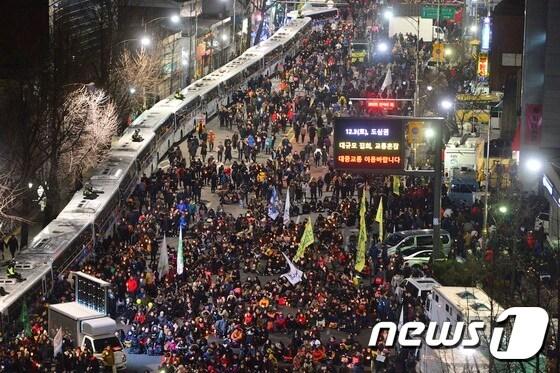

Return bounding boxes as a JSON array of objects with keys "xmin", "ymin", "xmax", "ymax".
[{"xmin": 293, "ymin": 218, "xmax": 314, "ymax": 261}]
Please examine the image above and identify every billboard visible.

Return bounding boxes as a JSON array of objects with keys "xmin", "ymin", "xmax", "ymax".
[{"xmin": 334, "ymin": 117, "xmax": 405, "ymax": 171}]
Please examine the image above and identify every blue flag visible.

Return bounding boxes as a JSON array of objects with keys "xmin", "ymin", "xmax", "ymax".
[{"xmin": 268, "ymin": 187, "xmax": 279, "ymax": 220}]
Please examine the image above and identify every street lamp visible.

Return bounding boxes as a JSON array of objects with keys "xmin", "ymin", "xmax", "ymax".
[
  {"xmin": 427, "ymin": 85, "xmax": 433, "ymax": 91},
  {"xmin": 440, "ymin": 99, "xmax": 453, "ymax": 111},
  {"xmin": 222, "ymin": 33, "xmax": 228, "ymax": 42},
  {"xmin": 140, "ymin": 36, "xmax": 151, "ymax": 47},
  {"xmin": 470, "ymin": 24, "xmax": 478, "ymax": 33},
  {"xmin": 170, "ymin": 14, "xmax": 180, "ymax": 24},
  {"xmin": 425, "ymin": 127, "xmax": 436, "ymax": 139},
  {"xmin": 129, "ymin": 87, "xmax": 136, "ymax": 94},
  {"xmin": 444, "ymin": 48, "xmax": 453, "ymax": 57},
  {"xmin": 526, "ymin": 157, "xmax": 544, "ymax": 173},
  {"xmin": 377, "ymin": 42, "xmax": 389, "ymax": 53},
  {"xmin": 383, "ymin": 9, "xmax": 393, "ymax": 20},
  {"xmin": 498, "ymin": 205, "xmax": 508, "ymax": 214}
]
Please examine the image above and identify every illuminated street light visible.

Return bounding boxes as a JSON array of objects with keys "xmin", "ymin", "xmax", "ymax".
[
  {"xmin": 129, "ymin": 87, "xmax": 136, "ymax": 94},
  {"xmin": 427, "ymin": 85, "xmax": 433, "ymax": 91},
  {"xmin": 140, "ymin": 36, "xmax": 151, "ymax": 46},
  {"xmin": 444, "ymin": 48, "xmax": 453, "ymax": 56},
  {"xmin": 28, "ymin": 182, "xmax": 33, "ymax": 189},
  {"xmin": 498, "ymin": 205, "xmax": 508, "ymax": 214},
  {"xmin": 170, "ymin": 14, "xmax": 180, "ymax": 24},
  {"xmin": 470, "ymin": 24, "xmax": 478, "ymax": 33},
  {"xmin": 383, "ymin": 9, "xmax": 393, "ymax": 20},
  {"xmin": 377, "ymin": 42, "xmax": 389, "ymax": 53},
  {"xmin": 440, "ymin": 99, "xmax": 453, "ymax": 111},
  {"xmin": 525, "ymin": 157, "xmax": 543, "ymax": 173},
  {"xmin": 222, "ymin": 33, "xmax": 228, "ymax": 41},
  {"xmin": 425, "ymin": 128, "xmax": 435, "ymax": 139}
]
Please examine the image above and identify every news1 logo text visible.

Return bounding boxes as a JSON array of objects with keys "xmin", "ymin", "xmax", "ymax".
[{"xmin": 368, "ymin": 307, "xmax": 549, "ymax": 360}]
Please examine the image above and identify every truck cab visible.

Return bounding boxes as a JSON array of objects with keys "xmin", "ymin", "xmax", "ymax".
[
  {"xmin": 48, "ymin": 301, "xmax": 127, "ymax": 370},
  {"xmin": 81, "ymin": 318, "xmax": 127, "ymax": 370}
]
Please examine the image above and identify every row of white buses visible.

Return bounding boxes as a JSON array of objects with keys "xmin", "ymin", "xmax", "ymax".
[{"xmin": 0, "ymin": 8, "xmax": 339, "ymax": 325}]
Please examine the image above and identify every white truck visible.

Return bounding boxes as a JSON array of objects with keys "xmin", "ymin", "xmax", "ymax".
[
  {"xmin": 418, "ymin": 286, "xmax": 503, "ymax": 373},
  {"xmin": 48, "ymin": 301, "xmax": 126, "ymax": 370},
  {"xmin": 388, "ymin": 16, "xmax": 445, "ymax": 43},
  {"xmin": 444, "ymin": 135, "xmax": 485, "ymax": 179}
]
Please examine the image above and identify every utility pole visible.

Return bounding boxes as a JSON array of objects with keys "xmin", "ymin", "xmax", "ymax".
[
  {"xmin": 432, "ymin": 119, "xmax": 443, "ymax": 260},
  {"xmin": 233, "ymin": 0, "xmax": 236, "ymax": 56},
  {"xmin": 482, "ymin": 109, "xmax": 491, "ymax": 238},
  {"xmin": 414, "ymin": 16, "xmax": 420, "ymax": 117}
]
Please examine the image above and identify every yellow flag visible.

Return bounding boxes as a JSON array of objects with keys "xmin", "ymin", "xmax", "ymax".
[
  {"xmin": 392, "ymin": 176, "xmax": 400, "ymax": 196},
  {"xmin": 376, "ymin": 197, "xmax": 384, "ymax": 241},
  {"xmin": 293, "ymin": 218, "xmax": 314, "ymax": 261},
  {"xmin": 355, "ymin": 192, "xmax": 368, "ymax": 272}
]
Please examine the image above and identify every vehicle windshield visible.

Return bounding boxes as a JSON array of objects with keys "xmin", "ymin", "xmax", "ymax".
[
  {"xmin": 451, "ymin": 183, "xmax": 476, "ymax": 193},
  {"xmin": 93, "ymin": 336, "xmax": 122, "ymax": 352},
  {"xmin": 352, "ymin": 44, "xmax": 367, "ymax": 52},
  {"xmin": 384, "ymin": 233, "xmax": 404, "ymax": 246}
]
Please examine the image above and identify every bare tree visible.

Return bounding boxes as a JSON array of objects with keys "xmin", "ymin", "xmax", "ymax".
[
  {"xmin": 111, "ymin": 47, "xmax": 164, "ymax": 117},
  {"xmin": 56, "ymin": 87, "xmax": 119, "ymax": 188},
  {"xmin": 0, "ymin": 169, "xmax": 28, "ymax": 234}
]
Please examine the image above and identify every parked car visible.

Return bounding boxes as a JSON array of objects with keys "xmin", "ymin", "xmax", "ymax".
[
  {"xmin": 382, "ymin": 229, "xmax": 452, "ymax": 256},
  {"xmin": 402, "ymin": 249, "xmax": 434, "ymax": 268},
  {"xmin": 534, "ymin": 212, "xmax": 550, "ymax": 233}
]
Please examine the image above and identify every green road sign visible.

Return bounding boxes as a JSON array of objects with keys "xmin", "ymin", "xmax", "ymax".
[{"xmin": 421, "ymin": 6, "xmax": 457, "ymax": 20}]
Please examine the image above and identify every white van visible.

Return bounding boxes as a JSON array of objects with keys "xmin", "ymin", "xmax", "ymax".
[{"xmin": 382, "ymin": 229, "xmax": 452, "ymax": 256}]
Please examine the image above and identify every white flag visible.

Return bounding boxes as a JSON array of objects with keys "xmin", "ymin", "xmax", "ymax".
[
  {"xmin": 53, "ymin": 327, "xmax": 63, "ymax": 356},
  {"xmin": 381, "ymin": 65, "xmax": 392, "ymax": 91},
  {"xmin": 280, "ymin": 252, "xmax": 303, "ymax": 286},
  {"xmin": 283, "ymin": 189, "xmax": 291, "ymax": 226},
  {"xmin": 177, "ymin": 227, "xmax": 184, "ymax": 275},
  {"xmin": 157, "ymin": 235, "xmax": 169, "ymax": 280}
]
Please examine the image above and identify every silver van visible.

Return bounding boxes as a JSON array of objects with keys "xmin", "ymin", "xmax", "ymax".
[{"xmin": 383, "ymin": 229, "xmax": 452, "ymax": 256}]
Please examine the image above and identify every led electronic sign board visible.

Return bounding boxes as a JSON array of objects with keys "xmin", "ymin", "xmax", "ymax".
[{"xmin": 334, "ymin": 117, "xmax": 405, "ymax": 171}]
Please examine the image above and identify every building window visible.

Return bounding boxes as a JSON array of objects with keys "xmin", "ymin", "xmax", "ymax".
[{"xmin": 502, "ymin": 53, "xmax": 522, "ymax": 67}]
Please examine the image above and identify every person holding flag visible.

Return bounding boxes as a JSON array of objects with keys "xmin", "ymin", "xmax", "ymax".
[
  {"xmin": 354, "ymin": 192, "xmax": 367, "ymax": 273},
  {"xmin": 293, "ymin": 218, "xmax": 314, "ymax": 261}
]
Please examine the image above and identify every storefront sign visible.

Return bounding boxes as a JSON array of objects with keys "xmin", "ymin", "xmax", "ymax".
[
  {"xmin": 334, "ymin": 117, "xmax": 405, "ymax": 171},
  {"xmin": 542, "ymin": 175, "xmax": 560, "ymax": 207},
  {"xmin": 477, "ymin": 53, "xmax": 489, "ymax": 77},
  {"xmin": 366, "ymin": 99, "xmax": 396, "ymax": 110}
]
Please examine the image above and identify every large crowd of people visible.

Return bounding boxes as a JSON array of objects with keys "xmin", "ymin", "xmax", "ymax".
[{"xmin": 0, "ymin": 2, "xmax": 556, "ymax": 373}]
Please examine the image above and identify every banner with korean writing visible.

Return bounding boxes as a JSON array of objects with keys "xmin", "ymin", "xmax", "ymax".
[
  {"xmin": 333, "ymin": 117, "xmax": 405, "ymax": 171},
  {"xmin": 525, "ymin": 104, "xmax": 542, "ymax": 146}
]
